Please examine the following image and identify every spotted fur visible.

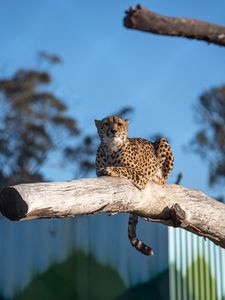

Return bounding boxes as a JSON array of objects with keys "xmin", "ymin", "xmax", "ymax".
[{"xmin": 95, "ymin": 116, "xmax": 174, "ymax": 256}]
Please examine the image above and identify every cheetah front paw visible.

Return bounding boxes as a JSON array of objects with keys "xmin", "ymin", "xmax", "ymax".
[
  {"xmin": 152, "ymin": 176, "xmax": 165, "ymax": 185},
  {"xmin": 105, "ymin": 166, "xmax": 121, "ymax": 177},
  {"xmin": 97, "ymin": 168, "xmax": 108, "ymax": 177},
  {"xmin": 97, "ymin": 167, "xmax": 120, "ymax": 177}
]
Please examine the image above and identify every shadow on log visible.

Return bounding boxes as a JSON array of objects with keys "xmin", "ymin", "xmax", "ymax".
[{"xmin": 0, "ymin": 187, "xmax": 28, "ymax": 220}]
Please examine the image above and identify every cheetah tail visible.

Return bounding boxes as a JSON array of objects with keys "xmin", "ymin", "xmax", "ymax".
[{"xmin": 128, "ymin": 213, "xmax": 154, "ymax": 256}]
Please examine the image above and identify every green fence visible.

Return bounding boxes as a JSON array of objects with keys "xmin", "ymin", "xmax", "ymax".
[{"xmin": 169, "ymin": 228, "xmax": 225, "ymax": 300}]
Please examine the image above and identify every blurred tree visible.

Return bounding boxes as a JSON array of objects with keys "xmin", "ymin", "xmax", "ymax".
[
  {"xmin": 38, "ymin": 51, "xmax": 62, "ymax": 65},
  {"xmin": 191, "ymin": 85, "xmax": 225, "ymax": 189},
  {"xmin": 0, "ymin": 53, "xmax": 134, "ymax": 186},
  {"xmin": 0, "ymin": 55, "xmax": 79, "ymax": 187}
]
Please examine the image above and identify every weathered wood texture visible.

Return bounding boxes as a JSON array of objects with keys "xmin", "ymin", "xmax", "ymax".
[
  {"xmin": 124, "ymin": 5, "xmax": 225, "ymax": 47},
  {"xmin": 0, "ymin": 176, "xmax": 225, "ymax": 249}
]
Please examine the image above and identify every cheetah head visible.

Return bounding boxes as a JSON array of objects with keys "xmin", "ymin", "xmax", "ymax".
[{"xmin": 95, "ymin": 116, "xmax": 129, "ymax": 145}]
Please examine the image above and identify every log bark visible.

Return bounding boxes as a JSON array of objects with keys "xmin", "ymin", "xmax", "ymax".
[
  {"xmin": 124, "ymin": 5, "xmax": 225, "ymax": 47},
  {"xmin": 0, "ymin": 176, "xmax": 225, "ymax": 249}
]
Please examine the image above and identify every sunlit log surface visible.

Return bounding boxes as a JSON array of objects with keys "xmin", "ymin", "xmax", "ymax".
[
  {"xmin": 124, "ymin": 5, "xmax": 225, "ymax": 47},
  {"xmin": 0, "ymin": 176, "xmax": 225, "ymax": 249}
]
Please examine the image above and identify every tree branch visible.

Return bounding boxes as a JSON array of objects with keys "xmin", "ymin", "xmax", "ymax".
[
  {"xmin": 0, "ymin": 177, "xmax": 225, "ymax": 249},
  {"xmin": 124, "ymin": 5, "xmax": 225, "ymax": 47}
]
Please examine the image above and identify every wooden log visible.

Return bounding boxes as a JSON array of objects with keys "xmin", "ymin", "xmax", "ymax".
[
  {"xmin": 0, "ymin": 176, "xmax": 225, "ymax": 250},
  {"xmin": 124, "ymin": 5, "xmax": 225, "ymax": 47}
]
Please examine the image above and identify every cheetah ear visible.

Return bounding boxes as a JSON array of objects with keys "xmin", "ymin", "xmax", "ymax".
[
  {"xmin": 95, "ymin": 119, "xmax": 102, "ymax": 128},
  {"xmin": 125, "ymin": 119, "xmax": 129, "ymax": 125}
]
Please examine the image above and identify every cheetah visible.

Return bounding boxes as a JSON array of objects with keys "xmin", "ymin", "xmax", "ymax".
[{"xmin": 95, "ymin": 116, "xmax": 174, "ymax": 256}]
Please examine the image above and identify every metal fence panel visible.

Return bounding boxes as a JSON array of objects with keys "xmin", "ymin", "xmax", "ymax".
[{"xmin": 169, "ymin": 228, "xmax": 225, "ymax": 300}]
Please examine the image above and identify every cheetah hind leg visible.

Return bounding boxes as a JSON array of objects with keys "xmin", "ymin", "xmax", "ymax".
[{"xmin": 154, "ymin": 138, "xmax": 174, "ymax": 182}]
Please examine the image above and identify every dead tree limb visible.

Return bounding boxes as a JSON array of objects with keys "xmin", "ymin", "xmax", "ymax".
[
  {"xmin": 0, "ymin": 176, "xmax": 225, "ymax": 249},
  {"xmin": 124, "ymin": 5, "xmax": 225, "ymax": 47}
]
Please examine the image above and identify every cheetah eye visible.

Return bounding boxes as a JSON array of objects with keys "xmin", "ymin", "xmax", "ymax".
[{"xmin": 118, "ymin": 123, "xmax": 123, "ymax": 127}]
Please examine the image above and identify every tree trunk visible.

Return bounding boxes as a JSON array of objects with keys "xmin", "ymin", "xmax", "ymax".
[
  {"xmin": 0, "ymin": 176, "xmax": 225, "ymax": 249},
  {"xmin": 124, "ymin": 5, "xmax": 225, "ymax": 47}
]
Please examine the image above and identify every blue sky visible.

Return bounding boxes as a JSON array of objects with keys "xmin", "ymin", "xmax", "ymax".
[{"xmin": 0, "ymin": 0, "xmax": 225, "ymax": 196}]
